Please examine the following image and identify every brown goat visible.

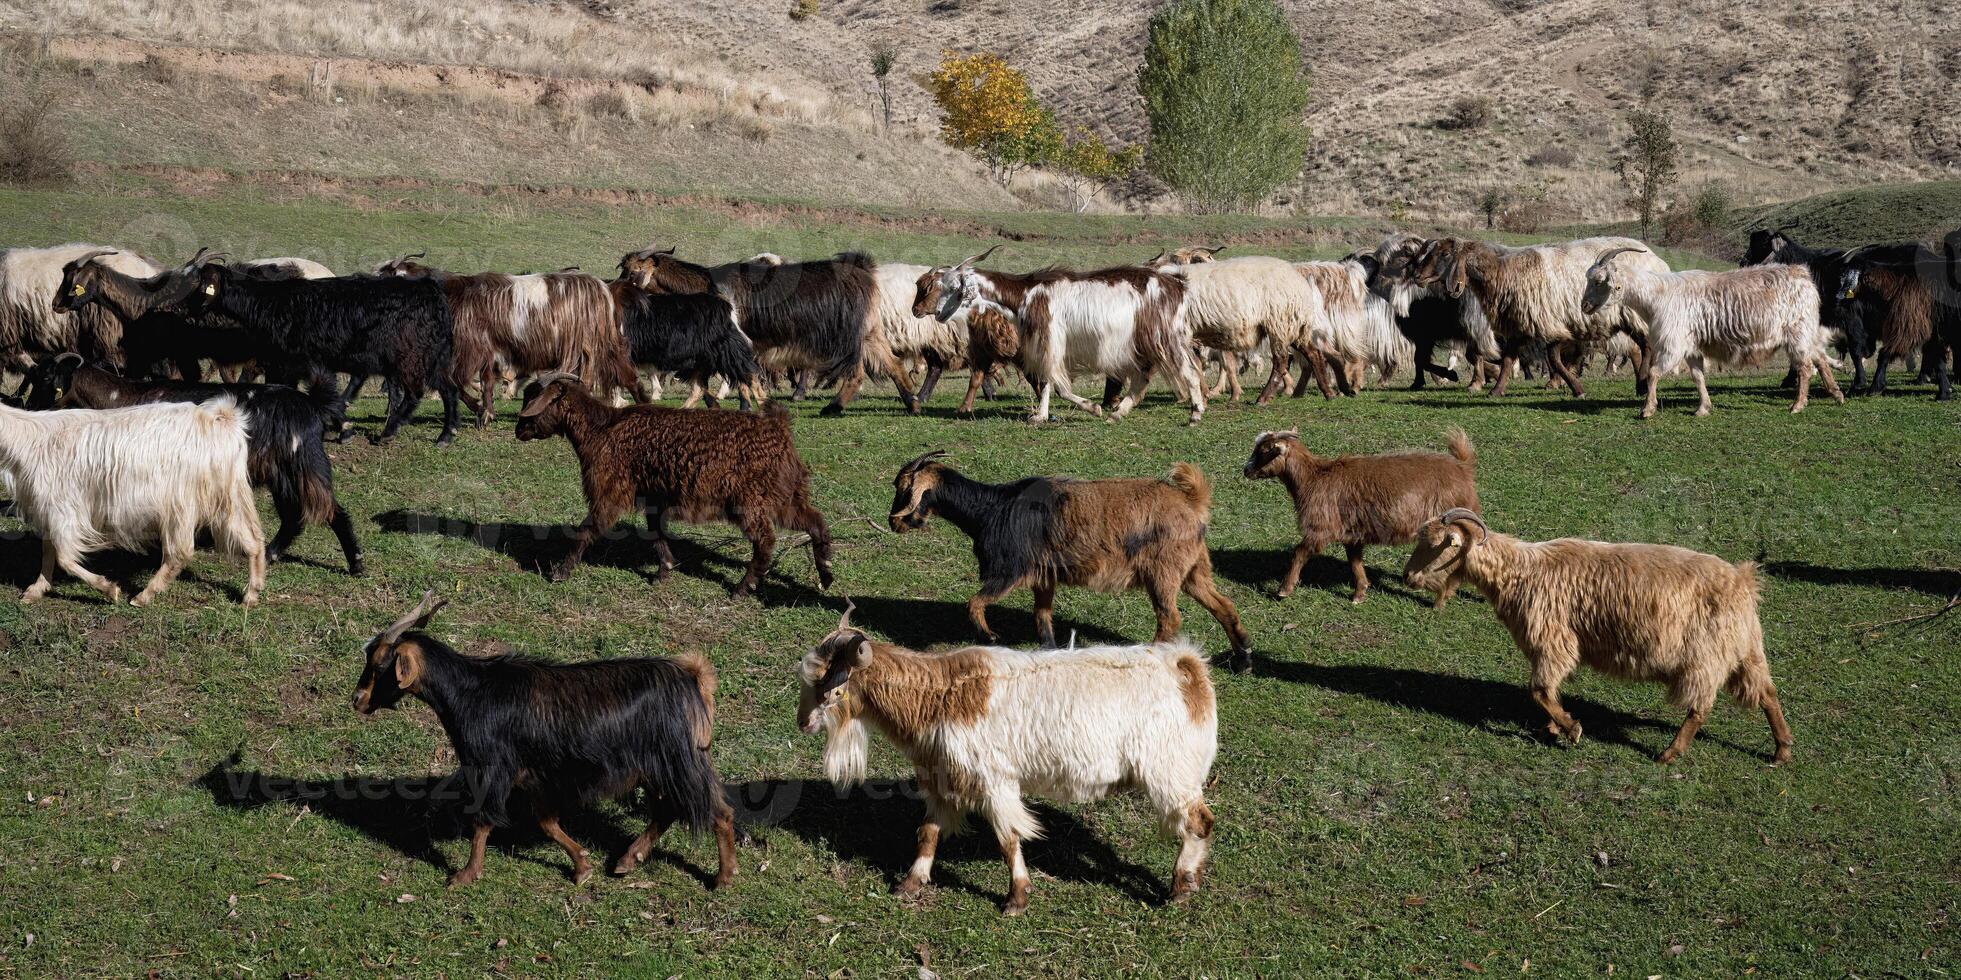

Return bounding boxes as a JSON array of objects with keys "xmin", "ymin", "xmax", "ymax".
[
  {"xmin": 515, "ymin": 375, "xmax": 834, "ymax": 595},
  {"xmin": 377, "ymin": 256, "xmax": 641, "ymax": 426},
  {"xmin": 1243, "ymin": 428, "xmax": 1479, "ymax": 605},
  {"xmin": 906, "ymin": 268, "xmax": 1023, "ymax": 417},
  {"xmin": 888, "ymin": 453, "xmax": 1253, "ymax": 669},
  {"xmin": 1404, "ymin": 509, "xmax": 1793, "ymax": 764}
]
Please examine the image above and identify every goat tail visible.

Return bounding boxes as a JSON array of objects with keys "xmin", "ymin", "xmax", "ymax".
[
  {"xmin": 671, "ymin": 652, "xmax": 718, "ymax": 733},
  {"xmin": 1166, "ymin": 461, "xmax": 1211, "ymax": 514},
  {"xmin": 304, "ymin": 379, "xmax": 348, "ymax": 431},
  {"xmin": 833, "ymin": 251, "xmax": 876, "ymax": 270},
  {"xmin": 1445, "ymin": 427, "xmax": 1475, "ymax": 466},
  {"xmin": 655, "ymin": 657, "xmax": 729, "ymax": 835}
]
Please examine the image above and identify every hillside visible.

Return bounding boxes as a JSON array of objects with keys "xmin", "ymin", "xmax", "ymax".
[{"xmin": 619, "ymin": 0, "xmax": 1961, "ymax": 219}]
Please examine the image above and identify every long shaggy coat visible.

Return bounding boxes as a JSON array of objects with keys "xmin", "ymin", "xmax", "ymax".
[{"xmin": 1, "ymin": 244, "xmax": 163, "ymax": 370}]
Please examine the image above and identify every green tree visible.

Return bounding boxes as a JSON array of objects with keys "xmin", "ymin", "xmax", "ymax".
[
  {"xmin": 1137, "ymin": 0, "xmax": 1310, "ymax": 213},
  {"xmin": 1614, "ymin": 109, "xmax": 1678, "ymax": 242},
  {"xmin": 868, "ymin": 41, "xmax": 898, "ymax": 134},
  {"xmin": 1051, "ymin": 128, "xmax": 1144, "ymax": 212}
]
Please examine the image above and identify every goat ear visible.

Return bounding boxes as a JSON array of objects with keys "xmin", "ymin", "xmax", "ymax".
[
  {"xmin": 517, "ymin": 383, "xmax": 557, "ymax": 418},
  {"xmin": 849, "ymin": 633, "xmax": 874, "ymax": 667},
  {"xmin": 392, "ymin": 641, "xmax": 424, "ymax": 691}
]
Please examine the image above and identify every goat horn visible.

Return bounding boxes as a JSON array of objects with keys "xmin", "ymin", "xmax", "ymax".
[
  {"xmin": 75, "ymin": 248, "xmax": 118, "ymax": 266},
  {"xmin": 1595, "ymin": 246, "xmax": 1648, "ymax": 266},
  {"xmin": 1147, "ymin": 249, "xmax": 1168, "ymax": 264},
  {"xmin": 901, "ymin": 449, "xmax": 950, "ymax": 473},
  {"xmin": 960, "ymin": 243, "xmax": 1004, "ymax": 269},
  {"xmin": 837, "ymin": 598, "xmax": 857, "ymax": 633},
  {"xmin": 533, "ymin": 371, "xmax": 583, "ymax": 388},
  {"xmin": 1204, "ymin": 245, "xmax": 1228, "ymax": 255},
  {"xmin": 1438, "ymin": 507, "xmax": 1488, "ymax": 542},
  {"xmin": 375, "ymin": 590, "xmax": 447, "ymax": 646}
]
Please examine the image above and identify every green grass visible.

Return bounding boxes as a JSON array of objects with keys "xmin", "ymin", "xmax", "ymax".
[
  {"xmin": 1, "ymin": 186, "xmax": 1958, "ymax": 977},
  {"xmin": 1728, "ymin": 180, "xmax": 1961, "ymax": 248}
]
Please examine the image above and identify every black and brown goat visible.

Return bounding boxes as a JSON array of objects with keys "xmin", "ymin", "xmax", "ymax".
[
  {"xmin": 1837, "ymin": 238, "xmax": 1959, "ymax": 399},
  {"xmin": 888, "ymin": 452, "xmax": 1252, "ymax": 668},
  {"xmin": 1243, "ymin": 428, "xmax": 1479, "ymax": 605},
  {"xmin": 41, "ymin": 354, "xmax": 364, "ymax": 574},
  {"xmin": 608, "ymin": 275, "xmax": 765, "ymax": 409},
  {"xmin": 376, "ymin": 254, "xmax": 639, "ymax": 426},
  {"xmin": 619, "ymin": 248, "xmax": 876, "ymax": 415},
  {"xmin": 352, "ymin": 592, "xmax": 736, "ymax": 889},
  {"xmin": 515, "ymin": 375, "xmax": 834, "ymax": 594}
]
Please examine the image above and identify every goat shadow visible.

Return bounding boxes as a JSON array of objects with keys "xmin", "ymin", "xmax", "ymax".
[
  {"xmin": 1401, "ymin": 396, "xmax": 1640, "ymax": 415},
  {"xmin": 1761, "ymin": 561, "xmax": 1959, "ymax": 599},
  {"xmin": 1247, "ymin": 655, "xmax": 1772, "ymax": 761},
  {"xmin": 1209, "ymin": 547, "xmax": 1444, "ymax": 607},
  {"xmin": 0, "ymin": 534, "xmax": 250, "ymax": 603},
  {"xmin": 731, "ymin": 778, "xmax": 1172, "ymax": 906},
  {"xmin": 372, "ymin": 509, "xmax": 827, "ymax": 595},
  {"xmin": 194, "ymin": 752, "xmax": 723, "ymax": 887},
  {"xmin": 822, "ymin": 593, "xmax": 1132, "ymax": 650}
]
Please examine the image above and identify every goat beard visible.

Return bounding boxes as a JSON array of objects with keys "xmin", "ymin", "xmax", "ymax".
[{"xmin": 822, "ymin": 715, "xmax": 870, "ymax": 788}]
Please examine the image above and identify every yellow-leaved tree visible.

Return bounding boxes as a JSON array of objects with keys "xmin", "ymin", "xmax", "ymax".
[{"xmin": 927, "ymin": 52, "xmax": 1056, "ymax": 186}]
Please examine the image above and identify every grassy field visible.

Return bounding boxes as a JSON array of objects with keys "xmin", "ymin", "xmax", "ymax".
[{"xmin": 1, "ymin": 186, "xmax": 1958, "ymax": 976}]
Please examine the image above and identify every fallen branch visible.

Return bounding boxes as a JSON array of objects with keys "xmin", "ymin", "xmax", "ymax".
[{"xmin": 1854, "ymin": 588, "xmax": 1961, "ymax": 635}]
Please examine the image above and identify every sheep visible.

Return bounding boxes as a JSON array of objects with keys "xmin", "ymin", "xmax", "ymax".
[
  {"xmin": 187, "ymin": 261, "xmax": 462, "ymax": 445},
  {"xmin": 1407, "ymin": 236, "xmax": 1669, "ymax": 397},
  {"xmin": 887, "ymin": 452, "xmax": 1252, "ymax": 669},
  {"xmin": 1403, "ymin": 509, "xmax": 1794, "ymax": 764},
  {"xmin": 2, "ymin": 243, "xmax": 163, "ymax": 382},
  {"xmin": 40, "ymin": 356, "xmax": 363, "ymax": 575},
  {"xmin": 1292, "ymin": 257, "xmax": 1416, "ymax": 395},
  {"xmin": 0, "ymin": 396, "xmax": 265, "ymax": 606},
  {"xmin": 376, "ymin": 254, "xmax": 636, "ymax": 426},
  {"xmin": 1836, "ymin": 240, "xmax": 1957, "ymax": 399},
  {"xmin": 514, "ymin": 375, "xmax": 834, "ymax": 594},
  {"xmin": 619, "ymin": 247, "xmax": 879, "ymax": 415},
  {"xmin": 1582, "ymin": 247, "xmax": 1843, "ymax": 417},
  {"xmin": 1242, "ymin": 428, "xmax": 1479, "ymax": 605},
  {"xmin": 1145, "ymin": 252, "xmax": 1321, "ymax": 403},
  {"xmin": 916, "ymin": 246, "xmax": 1208, "ymax": 423},
  {"xmin": 352, "ymin": 592, "xmax": 736, "ymax": 890},
  {"xmin": 608, "ymin": 275, "xmax": 765, "ymax": 409},
  {"xmin": 797, "ymin": 603, "xmax": 1217, "ymax": 914}
]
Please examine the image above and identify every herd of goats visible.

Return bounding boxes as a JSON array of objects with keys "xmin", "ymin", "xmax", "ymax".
[{"xmin": 0, "ymin": 222, "xmax": 1952, "ymax": 912}]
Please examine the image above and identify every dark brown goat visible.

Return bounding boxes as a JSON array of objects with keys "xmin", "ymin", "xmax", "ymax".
[
  {"xmin": 1243, "ymin": 428, "xmax": 1479, "ymax": 605},
  {"xmin": 888, "ymin": 453, "xmax": 1252, "ymax": 669},
  {"xmin": 515, "ymin": 375, "xmax": 834, "ymax": 594},
  {"xmin": 376, "ymin": 256, "xmax": 639, "ymax": 426}
]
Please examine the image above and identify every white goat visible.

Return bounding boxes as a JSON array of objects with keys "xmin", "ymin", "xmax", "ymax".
[
  {"xmin": 797, "ymin": 607, "xmax": 1218, "ymax": 915},
  {"xmin": 1150, "ymin": 255, "xmax": 1321, "ymax": 402},
  {"xmin": 1583, "ymin": 247, "xmax": 1844, "ymax": 417},
  {"xmin": 0, "ymin": 399, "xmax": 265, "ymax": 606},
  {"xmin": 1403, "ymin": 509, "xmax": 1793, "ymax": 765},
  {"xmin": 1, "ymin": 243, "xmax": 164, "ymax": 374},
  {"xmin": 866, "ymin": 262, "xmax": 970, "ymax": 407},
  {"xmin": 1293, "ymin": 258, "xmax": 1414, "ymax": 392}
]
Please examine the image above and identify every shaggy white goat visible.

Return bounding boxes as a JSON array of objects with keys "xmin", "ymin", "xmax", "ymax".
[
  {"xmin": 1152, "ymin": 255, "xmax": 1323, "ymax": 402},
  {"xmin": 0, "ymin": 398, "xmax": 265, "ymax": 606}
]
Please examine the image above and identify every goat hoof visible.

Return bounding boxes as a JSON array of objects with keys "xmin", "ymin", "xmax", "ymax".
[
  {"xmin": 1002, "ymin": 900, "xmax": 1028, "ymax": 917},
  {"xmin": 610, "ymin": 858, "xmax": 638, "ymax": 876},
  {"xmin": 1169, "ymin": 872, "xmax": 1199, "ymax": 903},
  {"xmin": 446, "ymin": 868, "xmax": 481, "ymax": 888},
  {"xmin": 894, "ymin": 877, "xmax": 927, "ymax": 899},
  {"xmin": 1350, "ymin": 593, "xmax": 1366, "ymax": 605},
  {"xmin": 817, "ymin": 569, "xmax": 835, "ymax": 591},
  {"xmin": 1656, "ymin": 749, "xmax": 1682, "ymax": 765},
  {"xmin": 1771, "ymin": 745, "xmax": 1793, "ymax": 765},
  {"xmin": 347, "ymin": 559, "xmax": 367, "ymax": 577},
  {"xmin": 818, "ymin": 404, "xmax": 844, "ymax": 417},
  {"xmin": 570, "ymin": 863, "xmax": 593, "ymax": 886},
  {"xmin": 130, "ymin": 592, "xmax": 154, "ymax": 608}
]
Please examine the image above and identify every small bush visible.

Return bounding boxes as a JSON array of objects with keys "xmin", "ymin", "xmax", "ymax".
[
  {"xmin": 1442, "ymin": 95, "xmax": 1494, "ymax": 131},
  {"xmin": 788, "ymin": 0, "xmax": 820, "ymax": 20},
  {"xmin": 583, "ymin": 89, "xmax": 636, "ymax": 121},
  {"xmin": 1526, "ymin": 143, "xmax": 1576, "ymax": 167},
  {"xmin": 1690, "ymin": 181, "xmax": 1732, "ymax": 228},
  {"xmin": 535, "ymin": 81, "xmax": 571, "ymax": 114},
  {"xmin": 0, "ymin": 98, "xmax": 75, "ymax": 186},
  {"xmin": 137, "ymin": 53, "xmax": 177, "ymax": 86}
]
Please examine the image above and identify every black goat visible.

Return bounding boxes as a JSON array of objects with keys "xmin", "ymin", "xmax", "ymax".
[
  {"xmin": 352, "ymin": 593, "xmax": 737, "ymax": 889},
  {"xmin": 188, "ymin": 263, "xmax": 460, "ymax": 444},
  {"xmin": 620, "ymin": 248, "xmax": 875, "ymax": 415},
  {"xmin": 1837, "ymin": 235, "xmax": 1961, "ymax": 401},
  {"xmin": 41, "ymin": 355, "xmax": 364, "ymax": 574},
  {"xmin": 608, "ymin": 276, "xmax": 765, "ymax": 408}
]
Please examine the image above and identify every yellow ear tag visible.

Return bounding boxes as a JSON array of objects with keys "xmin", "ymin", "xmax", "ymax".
[
  {"xmin": 202, "ymin": 283, "xmax": 217, "ymax": 295},
  {"xmin": 70, "ymin": 284, "xmax": 84, "ymax": 296}
]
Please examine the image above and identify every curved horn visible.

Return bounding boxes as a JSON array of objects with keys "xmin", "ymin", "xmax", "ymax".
[
  {"xmin": 532, "ymin": 370, "xmax": 583, "ymax": 388},
  {"xmin": 959, "ymin": 243, "xmax": 1004, "ymax": 269},
  {"xmin": 187, "ymin": 248, "xmax": 230, "ymax": 268},
  {"xmin": 374, "ymin": 590, "xmax": 447, "ymax": 647},
  {"xmin": 1438, "ymin": 507, "xmax": 1488, "ymax": 543},
  {"xmin": 74, "ymin": 248, "xmax": 118, "ymax": 267},
  {"xmin": 900, "ymin": 449, "xmax": 951, "ymax": 473},
  {"xmin": 1594, "ymin": 246, "xmax": 1649, "ymax": 267},
  {"xmin": 836, "ymin": 598, "xmax": 857, "ymax": 633},
  {"xmin": 1147, "ymin": 249, "xmax": 1169, "ymax": 265},
  {"xmin": 1203, "ymin": 245, "xmax": 1228, "ymax": 256}
]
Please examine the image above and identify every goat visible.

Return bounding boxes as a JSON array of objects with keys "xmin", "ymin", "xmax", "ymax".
[
  {"xmin": 188, "ymin": 262, "xmax": 462, "ymax": 445},
  {"xmin": 1407, "ymin": 236, "xmax": 1668, "ymax": 397},
  {"xmin": 887, "ymin": 452, "xmax": 1251, "ymax": 668},
  {"xmin": 608, "ymin": 275, "xmax": 765, "ymax": 409},
  {"xmin": 619, "ymin": 247, "xmax": 878, "ymax": 415},
  {"xmin": 2, "ymin": 243, "xmax": 163, "ymax": 382},
  {"xmin": 1583, "ymin": 247, "xmax": 1842, "ymax": 416},
  {"xmin": 376, "ymin": 254, "xmax": 636, "ymax": 426},
  {"xmin": 352, "ymin": 592, "xmax": 736, "ymax": 890},
  {"xmin": 0, "ymin": 397, "xmax": 264, "ymax": 606},
  {"xmin": 917, "ymin": 246, "xmax": 1207, "ymax": 424},
  {"xmin": 1292, "ymin": 257, "xmax": 1416, "ymax": 395},
  {"xmin": 1836, "ymin": 239, "xmax": 1958, "ymax": 399},
  {"xmin": 1404, "ymin": 509, "xmax": 1793, "ymax": 765},
  {"xmin": 1362, "ymin": 234, "xmax": 1501, "ymax": 390},
  {"xmin": 39, "ymin": 355, "xmax": 363, "ymax": 574},
  {"xmin": 867, "ymin": 262, "xmax": 974, "ymax": 410},
  {"xmin": 1145, "ymin": 253, "xmax": 1322, "ymax": 403},
  {"xmin": 514, "ymin": 375, "xmax": 834, "ymax": 594},
  {"xmin": 797, "ymin": 603, "xmax": 1217, "ymax": 914},
  {"xmin": 1741, "ymin": 227, "xmax": 1873, "ymax": 388},
  {"xmin": 1243, "ymin": 428, "xmax": 1479, "ymax": 605}
]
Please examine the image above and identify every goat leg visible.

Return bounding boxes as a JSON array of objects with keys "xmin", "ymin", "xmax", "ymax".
[
  {"xmin": 538, "ymin": 813, "xmax": 594, "ymax": 885},
  {"xmin": 1276, "ymin": 541, "xmax": 1316, "ymax": 598},
  {"xmin": 896, "ymin": 806, "xmax": 946, "ymax": 898},
  {"xmin": 1031, "ymin": 584, "xmax": 1057, "ymax": 648},
  {"xmin": 967, "ymin": 586, "xmax": 1010, "ymax": 642},
  {"xmin": 1346, "ymin": 543, "xmax": 1370, "ymax": 603},
  {"xmin": 329, "ymin": 505, "xmax": 365, "ymax": 576},
  {"xmin": 1657, "ymin": 708, "xmax": 1707, "ymax": 764},
  {"xmin": 1183, "ymin": 563, "xmax": 1251, "ymax": 671},
  {"xmin": 1762, "ymin": 692, "xmax": 1795, "ymax": 764},
  {"xmin": 550, "ymin": 514, "xmax": 610, "ymax": 582},
  {"xmin": 733, "ymin": 522, "xmax": 774, "ymax": 596},
  {"xmin": 612, "ymin": 812, "xmax": 672, "ymax": 876},
  {"xmin": 1546, "ymin": 343, "xmax": 1586, "ymax": 398},
  {"xmin": 448, "ymin": 822, "xmax": 492, "ymax": 887}
]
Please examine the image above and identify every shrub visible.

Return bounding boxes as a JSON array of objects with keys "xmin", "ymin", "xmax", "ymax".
[
  {"xmin": 1443, "ymin": 95, "xmax": 1494, "ymax": 131},
  {"xmin": 584, "ymin": 89, "xmax": 636, "ymax": 121},
  {"xmin": 1526, "ymin": 143, "xmax": 1576, "ymax": 167},
  {"xmin": 0, "ymin": 98, "xmax": 75, "ymax": 187},
  {"xmin": 789, "ymin": 0, "xmax": 820, "ymax": 20},
  {"xmin": 1138, "ymin": 0, "xmax": 1310, "ymax": 213}
]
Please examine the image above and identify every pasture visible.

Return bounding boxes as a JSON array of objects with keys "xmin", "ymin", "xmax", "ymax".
[{"xmin": 1, "ymin": 183, "xmax": 1957, "ymax": 977}]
